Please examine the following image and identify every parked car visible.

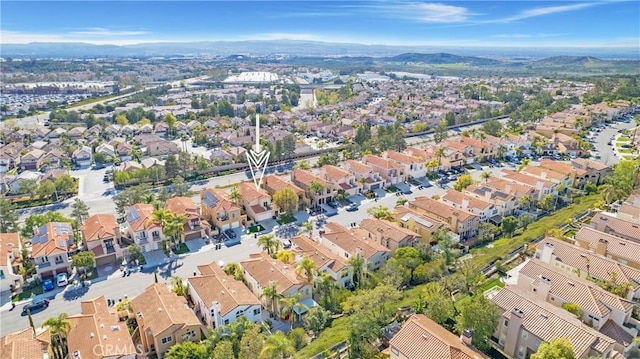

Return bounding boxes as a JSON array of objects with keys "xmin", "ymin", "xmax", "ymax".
[
  {"xmin": 43, "ymin": 278, "xmax": 54, "ymax": 291},
  {"xmin": 22, "ymin": 299, "xmax": 50, "ymax": 314},
  {"xmin": 346, "ymin": 204, "xmax": 359, "ymax": 212},
  {"xmin": 56, "ymin": 273, "xmax": 68, "ymax": 287},
  {"xmin": 224, "ymin": 229, "xmax": 237, "ymax": 239}
]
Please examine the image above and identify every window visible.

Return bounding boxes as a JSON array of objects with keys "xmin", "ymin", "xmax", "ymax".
[
  {"xmin": 253, "ymin": 308, "xmax": 260, "ymax": 315},
  {"xmin": 161, "ymin": 336, "xmax": 172, "ymax": 344},
  {"xmin": 224, "ymin": 319, "xmax": 229, "ymax": 325},
  {"xmin": 521, "ymin": 331, "xmax": 528, "ymax": 340},
  {"xmin": 504, "ymin": 319, "xmax": 509, "ymax": 327},
  {"xmin": 390, "ymin": 347, "xmax": 399, "ymax": 355},
  {"xmin": 517, "ymin": 346, "xmax": 524, "ymax": 358}
]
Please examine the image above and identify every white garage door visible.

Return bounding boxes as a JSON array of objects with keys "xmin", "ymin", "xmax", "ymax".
[
  {"xmin": 231, "ymin": 222, "xmax": 240, "ymax": 229},
  {"xmin": 221, "ymin": 224, "xmax": 230, "ymax": 231}
]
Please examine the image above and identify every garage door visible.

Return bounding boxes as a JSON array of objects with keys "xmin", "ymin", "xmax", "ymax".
[
  {"xmin": 221, "ymin": 224, "xmax": 230, "ymax": 231},
  {"xmin": 370, "ymin": 184, "xmax": 380, "ymax": 190},
  {"xmin": 96, "ymin": 254, "xmax": 116, "ymax": 266},
  {"xmin": 231, "ymin": 222, "xmax": 240, "ymax": 229},
  {"xmin": 185, "ymin": 232, "xmax": 201, "ymax": 240}
]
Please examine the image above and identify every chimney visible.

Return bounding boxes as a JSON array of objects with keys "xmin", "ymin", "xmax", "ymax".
[
  {"xmin": 504, "ymin": 308, "xmax": 525, "ymax": 356},
  {"xmin": 113, "ymin": 226, "xmax": 122, "ymax": 241},
  {"xmin": 540, "ymin": 243, "xmax": 554, "ymax": 263},
  {"xmin": 460, "ymin": 329, "xmax": 473, "ymax": 346},
  {"xmin": 537, "ymin": 275, "xmax": 552, "ymax": 300},
  {"xmin": 461, "ymin": 198, "xmax": 470, "ymax": 210},
  {"xmin": 594, "ymin": 239, "xmax": 607, "ymax": 255}
]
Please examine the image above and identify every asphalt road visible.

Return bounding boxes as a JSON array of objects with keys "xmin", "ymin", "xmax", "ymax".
[{"xmin": 592, "ymin": 120, "xmax": 637, "ymax": 166}]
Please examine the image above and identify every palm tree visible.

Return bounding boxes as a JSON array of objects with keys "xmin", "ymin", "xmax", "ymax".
[
  {"xmin": 257, "ymin": 234, "xmax": 279, "ymax": 256},
  {"xmin": 152, "ymin": 208, "xmax": 170, "ymax": 225},
  {"xmin": 230, "ymin": 185, "xmax": 242, "ymax": 206},
  {"xmin": 295, "ymin": 255, "xmax": 317, "ymax": 283},
  {"xmin": 43, "ymin": 312, "xmax": 72, "ymax": 358},
  {"xmin": 300, "ymin": 221, "xmax": 314, "ymax": 236},
  {"xmin": 309, "ymin": 181, "xmax": 324, "ymax": 206},
  {"xmin": 260, "ymin": 331, "xmax": 294, "ymax": 359},
  {"xmin": 349, "ymin": 253, "xmax": 367, "ymax": 289},
  {"xmin": 280, "ymin": 293, "xmax": 306, "ymax": 330},
  {"xmin": 435, "ymin": 146, "xmax": 447, "ymax": 168},
  {"xmin": 170, "ymin": 276, "xmax": 188, "ymax": 298},
  {"xmin": 261, "ymin": 282, "xmax": 283, "ymax": 317},
  {"xmin": 395, "ymin": 198, "xmax": 408, "ymax": 207},
  {"xmin": 367, "ymin": 205, "xmax": 393, "ymax": 220},
  {"xmin": 276, "ymin": 250, "xmax": 295, "ymax": 264},
  {"xmin": 497, "ymin": 144, "xmax": 508, "ymax": 159},
  {"xmin": 481, "ymin": 171, "xmax": 492, "ymax": 183},
  {"xmin": 314, "ymin": 272, "xmax": 338, "ymax": 311},
  {"xmin": 519, "ymin": 194, "xmax": 532, "ymax": 211},
  {"xmin": 426, "ymin": 159, "xmax": 439, "ymax": 175},
  {"xmin": 293, "ymin": 160, "xmax": 311, "ymax": 170}
]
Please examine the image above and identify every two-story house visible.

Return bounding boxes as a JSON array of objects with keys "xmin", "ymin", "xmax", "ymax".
[
  {"xmin": 201, "ymin": 188, "xmax": 245, "ymax": 233},
  {"xmin": 409, "ymin": 197, "xmax": 479, "ymax": 241},
  {"xmin": 125, "ymin": 203, "xmax": 163, "ymax": 253},
  {"xmin": 501, "ymin": 170, "xmax": 557, "ymax": 202},
  {"xmin": 459, "ymin": 136, "xmax": 496, "ymax": 162},
  {"xmin": 0, "ymin": 327, "xmax": 51, "ymax": 359},
  {"xmin": 490, "ymin": 286, "xmax": 617, "ymax": 359},
  {"xmin": 240, "ymin": 252, "xmax": 314, "ymax": 317},
  {"xmin": 291, "ymin": 169, "xmax": 335, "ymax": 207},
  {"xmin": 66, "ymin": 296, "xmax": 137, "ymax": 359},
  {"xmin": 318, "ymin": 165, "xmax": 359, "ymax": 196},
  {"xmin": 31, "ymin": 222, "xmax": 74, "ymax": 280},
  {"xmin": 589, "ymin": 213, "xmax": 640, "ymax": 245},
  {"xmin": 574, "ymin": 227, "xmax": 640, "ymax": 269},
  {"xmin": 238, "ymin": 182, "xmax": 273, "ymax": 224},
  {"xmin": 0, "ymin": 233, "xmax": 23, "ymax": 296},
  {"xmin": 464, "ymin": 184, "xmax": 519, "ymax": 218},
  {"xmin": 132, "ymin": 284, "xmax": 202, "ymax": 358},
  {"xmin": 442, "ymin": 190, "xmax": 498, "ymax": 223},
  {"xmin": 320, "ymin": 223, "xmax": 392, "ymax": 271},
  {"xmin": 342, "ymin": 160, "xmax": 385, "ymax": 191},
  {"xmin": 0, "ymin": 142, "xmax": 24, "ymax": 173},
  {"xmin": 358, "ymin": 218, "xmax": 419, "ymax": 252},
  {"xmin": 571, "ymin": 158, "xmax": 612, "ymax": 186},
  {"xmin": 166, "ymin": 197, "xmax": 207, "ymax": 241},
  {"xmin": 386, "ymin": 151, "xmax": 426, "ymax": 179},
  {"xmin": 81, "ymin": 214, "xmax": 122, "ymax": 267},
  {"xmin": 289, "ymin": 235, "xmax": 352, "ymax": 288},
  {"xmin": 72, "ymin": 145, "xmax": 93, "ymax": 169},
  {"xmin": 362, "ymin": 155, "xmax": 406, "ymax": 187},
  {"xmin": 20, "ymin": 149, "xmax": 45, "ymax": 171},
  {"xmin": 189, "ymin": 262, "xmax": 262, "ymax": 328},
  {"xmin": 392, "ymin": 207, "xmax": 448, "ymax": 245},
  {"xmin": 262, "ymin": 175, "xmax": 307, "ymax": 212}
]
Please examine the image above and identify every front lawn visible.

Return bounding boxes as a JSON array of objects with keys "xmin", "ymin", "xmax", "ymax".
[
  {"xmin": 481, "ymin": 277, "xmax": 505, "ymax": 292},
  {"xmin": 248, "ymin": 224, "xmax": 265, "ymax": 233},
  {"xmin": 172, "ymin": 243, "xmax": 190, "ymax": 255},
  {"xmin": 13, "ymin": 283, "xmax": 44, "ymax": 302},
  {"xmin": 276, "ymin": 214, "xmax": 297, "ymax": 225}
]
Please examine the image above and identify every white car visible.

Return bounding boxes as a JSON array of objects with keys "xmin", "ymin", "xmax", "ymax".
[{"xmin": 56, "ymin": 273, "xmax": 68, "ymax": 287}]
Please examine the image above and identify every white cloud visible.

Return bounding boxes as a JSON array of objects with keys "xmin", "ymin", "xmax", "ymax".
[
  {"xmin": 410, "ymin": 3, "xmax": 472, "ymax": 22},
  {"xmin": 69, "ymin": 28, "xmax": 148, "ymax": 36},
  {"xmin": 243, "ymin": 33, "xmax": 322, "ymax": 41},
  {"xmin": 497, "ymin": 3, "xmax": 596, "ymax": 22},
  {"xmin": 0, "ymin": 29, "xmax": 156, "ymax": 45},
  {"xmin": 491, "ymin": 33, "xmax": 563, "ymax": 39}
]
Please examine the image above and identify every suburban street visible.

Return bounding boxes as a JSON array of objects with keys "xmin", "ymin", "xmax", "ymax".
[{"xmin": 593, "ymin": 120, "xmax": 637, "ymax": 166}]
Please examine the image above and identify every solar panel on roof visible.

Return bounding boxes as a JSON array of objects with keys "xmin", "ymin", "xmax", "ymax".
[{"xmin": 203, "ymin": 192, "xmax": 219, "ymax": 207}]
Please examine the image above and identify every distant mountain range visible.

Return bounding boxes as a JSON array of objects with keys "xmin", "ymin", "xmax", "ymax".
[{"xmin": 1, "ymin": 40, "xmax": 639, "ymax": 59}]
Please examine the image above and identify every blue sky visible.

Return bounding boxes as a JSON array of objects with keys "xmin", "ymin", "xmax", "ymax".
[{"xmin": 1, "ymin": 1, "xmax": 639, "ymax": 47}]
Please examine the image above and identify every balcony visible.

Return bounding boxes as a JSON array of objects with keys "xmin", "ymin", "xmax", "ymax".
[{"xmin": 37, "ymin": 262, "xmax": 52, "ymax": 269}]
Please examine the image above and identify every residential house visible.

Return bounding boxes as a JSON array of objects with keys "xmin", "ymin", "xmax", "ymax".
[
  {"xmin": 200, "ymin": 188, "xmax": 245, "ymax": 232},
  {"xmin": 618, "ymin": 192, "xmax": 640, "ymax": 224},
  {"xmin": 82, "ymin": 214, "xmax": 123, "ymax": 267},
  {"xmin": 459, "ymin": 136, "xmax": 496, "ymax": 161},
  {"xmin": 154, "ymin": 122, "xmax": 169, "ymax": 138},
  {"xmin": 342, "ymin": 160, "xmax": 385, "ymax": 191},
  {"xmin": 289, "ymin": 235, "xmax": 352, "ymax": 288},
  {"xmin": 291, "ymin": 169, "xmax": 335, "ymax": 206},
  {"xmin": 0, "ymin": 142, "xmax": 24, "ymax": 173},
  {"xmin": 48, "ymin": 127, "xmax": 66, "ymax": 139},
  {"xmin": 41, "ymin": 148, "xmax": 65, "ymax": 170},
  {"xmin": 590, "ymin": 212, "xmax": 640, "ymax": 244},
  {"xmin": 320, "ymin": 222, "xmax": 392, "ymax": 270},
  {"xmin": 210, "ymin": 149, "xmax": 233, "ymax": 165},
  {"xmin": 67, "ymin": 127, "xmax": 86, "ymax": 139},
  {"xmin": 520, "ymin": 164, "xmax": 573, "ymax": 191},
  {"xmin": 146, "ymin": 140, "xmax": 180, "ymax": 157},
  {"xmin": 409, "ymin": 196, "xmax": 479, "ymax": 240},
  {"xmin": 571, "ymin": 158, "xmax": 613, "ymax": 186},
  {"xmin": 238, "ymin": 182, "xmax": 273, "ymax": 223},
  {"xmin": 262, "ymin": 175, "xmax": 307, "ymax": 212},
  {"xmin": 131, "ymin": 284, "xmax": 201, "ymax": 358},
  {"xmin": 318, "ymin": 165, "xmax": 359, "ymax": 196},
  {"xmin": 535, "ymin": 238, "xmax": 640, "ymax": 301},
  {"xmin": 574, "ymin": 226, "xmax": 640, "ymax": 269},
  {"xmin": 226, "ymin": 146, "xmax": 246, "ymax": 162},
  {"xmin": 440, "ymin": 141, "xmax": 474, "ymax": 166},
  {"xmin": 72, "ymin": 145, "xmax": 93, "ymax": 169},
  {"xmin": 553, "ymin": 133, "xmax": 584, "ymax": 156},
  {"xmin": 393, "ymin": 206, "xmax": 448, "ymax": 244},
  {"xmin": 9, "ymin": 171, "xmax": 42, "ymax": 194},
  {"xmin": 537, "ymin": 159, "xmax": 590, "ymax": 189},
  {"xmin": 0, "ymin": 327, "xmax": 51, "ymax": 359},
  {"xmin": 386, "ymin": 151, "xmax": 426, "ymax": 179},
  {"xmin": 362, "ymin": 155, "xmax": 406, "ymax": 186},
  {"xmin": 189, "ymin": 262, "xmax": 262, "ymax": 328},
  {"xmin": 95, "ymin": 143, "xmax": 115, "ymax": 159},
  {"xmin": 31, "ymin": 222, "xmax": 74, "ymax": 280},
  {"xmin": 358, "ymin": 218, "xmax": 419, "ymax": 252},
  {"xmin": 125, "ymin": 203, "xmax": 164, "ymax": 253},
  {"xmin": 389, "ymin": 314, "xmax": 488, "ymax": 359},
  {"xmin": 484, "ymin": 178, "xmax": 537, "ymax": 209},
  {"xmin": 20, "ymin": 148, "xmax": 45, "ymax": 171},
  {"xmin": 442, "ymin": 190, "xmax": 498, "ymax": 224},
  {"xmin": 0, "ymin": 233, "xmax": 23, "ymax": 296},
  {"xmin": 464, "ymin": 184, "xmax": 519, "ymax": 218},
  {"xmin": 501, "ymin": 170, "xmax": 557, "ymax": 201},
  {"xmin": 116, "ymin": 143, "xmax": 134, "ymax": 161},
  {"xmin": 514, "ymin": 259, "xmax": 637, "ymax": 342},
  {"xmin": 240, "ymin": 252, "xmax": 314, "ymax": 316},
  {"xmin": 489, "ymin": 286, "xmax": 617, "ymax": 359},
  {"xmin": 166, "ymin": 197, "xmax": 207, "ymax": 241},
  {"xmin": 66, "ymin": 296, "xmax": 137, "ymax": 359}
]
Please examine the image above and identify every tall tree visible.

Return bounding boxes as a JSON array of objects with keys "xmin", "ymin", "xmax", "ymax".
[
  {"xmin": 366, "ymin": 205, "xmax": 393, "ymax": 220},
  {"xmin": 211, "ymin": 341, "xmax": 235, "ymax": 359},
  {"xmin": 280, "ymin": 293, "xmax": 305, "ymax": 329},
  {"xmin": 349, "ymin": 253, "xmax": 367, "ymax": 289},
  {"xmin": 170, "ymin": 276, "xmax": 188, "ymax": 298},
  {"xmin": 501, "ymin": 216, "xmax": 519, "ymax": 238},
  {"xmin": 454, "ymin": 294, "xmax": 500, "ymax": 352},
  {"xmin": 257, "ymin": 234, "xmax": 279, "ymax": 256},
  {"xmin": 164, "ymin": 113, "xmax": 178, "ymax": 137},
  {"xmin": 272, "ymin": 187, "xmax": 298, "ymax": 215},
  {"xmin": 165, "ymin": 341, "xmax": 208, "ymax": 359},
  {"xmin": 0, "ymin": 199, "xmax": 19, "ymax": 233},
  {"xmin": 261, "ymin": 282, "xmax": 283, "ymax": 316},
  {"xmin": 259, "ymin": 331, "xmax": 294, "ymax": 359},
  {"xmin": 295, "ymin": 255, "xmax": 317, "ymax": 283},
  {"xmin": 70, "ymin": 198, "xmax": 90, "ymax": 227},
  {"xmin": 434, "ymin": 119, "xmax": 449, "ymax": 143},
  {"xmin": 164, "ymin": 154, "xmax": 180, "ymax": 178},
  {"xmin": 531, "ymin": 338, "xmax": 576, "ymax": 359},
  {"xmin": 172, "ymin": 176, "xmax": 190, "ymax": 197},
  {"xmin": 71, "ymin": 251, "xmax": 96, "ymax": 277},
  {"xmin": 42, "ymin": 312, "xmax": 72, "ymax": 349},
  {"xmin": 229, "ymin": 185, "xmax": 242, "ymax": 206},
  {"xmin": 453, "ymin": 174, "xmax": 475, "ymax": 191}
]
